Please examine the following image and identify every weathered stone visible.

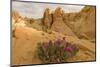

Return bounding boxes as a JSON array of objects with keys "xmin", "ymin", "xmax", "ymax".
[
  {"xmin": 42, "ymin": 8, "xmax": 52, "ymax": 29},
  {"xmin": 51, "ymin": 7, "xmax": 77, "ymax": 37},
  {"xmin": 63, "ymin": 6, "xmax": 96, "ymax": 41},
  {"xmin": 53, "ymin": 7, "xmax": 64, "ymax": 21}
]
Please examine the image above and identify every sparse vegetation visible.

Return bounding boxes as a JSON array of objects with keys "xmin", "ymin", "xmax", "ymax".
[{"xmin": 37, "ymin": 37, "xmax": 79, "ymax": 63}]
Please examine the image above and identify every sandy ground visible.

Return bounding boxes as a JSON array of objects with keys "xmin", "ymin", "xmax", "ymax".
[{"xmin": 12, "ymin": 26, "xmax": 95, "ymax": 65}]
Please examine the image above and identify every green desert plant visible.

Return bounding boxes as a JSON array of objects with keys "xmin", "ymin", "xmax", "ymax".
[{"xmin": 37, "ymin": 37, "xmax": 79, "ymax": 63}]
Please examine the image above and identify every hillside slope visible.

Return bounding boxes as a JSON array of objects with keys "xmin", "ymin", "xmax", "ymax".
[{"xmin": 12, "ymin": 26, "xmax": 95, "ymax": 65}]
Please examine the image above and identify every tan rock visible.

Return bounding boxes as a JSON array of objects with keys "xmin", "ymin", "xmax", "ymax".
[
  {"xmin": 51, "ymin": 7, "xmax": 77, "ymax": 37},
  {"xmin": 63, "ymin": 6, "xmax": 96, "ymax": 41},
  {"xmin": 53, "ymin": 7, "xmax": 64, "ymax": 21},
  {"xmin": 42, "ymin": 8, "xmax": 52, "ymax": 29}
]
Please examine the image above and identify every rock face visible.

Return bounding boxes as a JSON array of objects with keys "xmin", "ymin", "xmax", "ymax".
[
  {"xmin": 12, "ymin": 10, "xmax": 20, "ymax": 23},
  {"xmin": 53, "ymin": 7, "xmax": 64, "ymax": 21},
  {"xmin": 42, "ymin": 6, "xmax": 96, "ymax": 41},
  {"xmin": 42, "ymin": 8, "xmax": 52, "ymax": 29},
  {"xmin": 63, "ymin": 6, "xmax": 96, "ymax": 41},
  {"xmin": 42, "ymin": 7, "xmax": 77, "ymax": 37},
  {"xmin": 12, "ymin": 11, "xmax": 26, "ymax": 30},
  {"xmin": 51, "ymin": 7, "xmax": 77, "ymax": 37},
  {"xmin": 78, "ymin": 6, "xmax": 96, "ymax": 40},
  {"xmin": 12, "ymin": 10, "xmax": 27, "ymax": 38}
]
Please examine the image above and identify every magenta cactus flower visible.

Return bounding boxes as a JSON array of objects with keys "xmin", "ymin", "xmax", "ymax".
[{"xmin": 65, "ymin": 46, "xmax": 73, "ymax": 52}]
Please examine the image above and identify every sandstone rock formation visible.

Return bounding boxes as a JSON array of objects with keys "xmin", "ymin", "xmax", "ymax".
[
  {"xmin": 51, "ymin": 7, "xmax": 77, "ymax": 37},
  {"xmin": 42, "ymin": 7, "xmax": 77, "ymax": 37},
  {"xmin": 42, "ymin": 8, "xmax": 53, "ymax": 29},
  {"xmin": 53, "ymin": 7, "xmax": 64, "ymax": 21},
  {"xmin": 42, "ymin": 6, "xmax": 96, "ymax": 41},
  {"xmin": 12, "ymin": 10, "xmax": 27, "ymax": 38},
  {"xmin": 12, "ymin": 11, "xmax": 26, "ymax": 29},
  {"xmin": 12, "ymin": 10, "xmax": 20, "ymax": 23},
  {"xmin": 78, "ymin": 6, "xmax": 96, "ymax": 41},
  {"xmin": 63, "ymin": 6, "xmax": 96, "ymax": 41}
]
